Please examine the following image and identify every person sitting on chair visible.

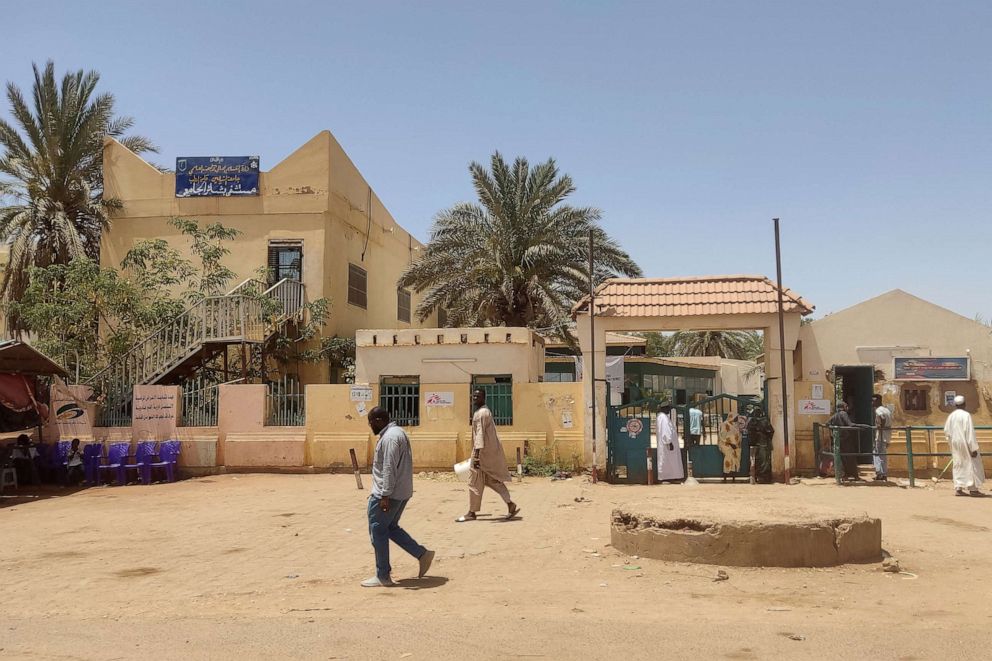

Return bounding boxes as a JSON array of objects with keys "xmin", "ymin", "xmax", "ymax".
[
  {"xmin": 11, "ymin": 434, "xmax": 39, "ymax": 485},
  {"xmin": 66, "ymin": 439, "xmax": 84, "ymax": 486}
]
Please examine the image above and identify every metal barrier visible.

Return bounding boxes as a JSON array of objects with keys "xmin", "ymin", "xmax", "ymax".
[
  {"xmin": 266, "ymin": 376, "xmax": 305, "ymax": 426},
  {"xmin": 181, "ymin": 379, "xmax": 219, "ymax": 427},
  {"xmin": 813, "ymin": 423, "xmax": 992, "ymax": 487}
]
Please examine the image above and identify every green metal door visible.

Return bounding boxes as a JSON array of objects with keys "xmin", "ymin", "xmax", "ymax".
[
  {"xmin": 680, "ymin": 393, "xmax": 760, "ymax": 479},
  {"xmin": 607, "ymin": 399, "xmax": 654, "ymax": 484}
]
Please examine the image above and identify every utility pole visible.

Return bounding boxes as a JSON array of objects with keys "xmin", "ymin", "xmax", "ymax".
[
  {"xmin": 773, "ymin": 218, "xmax": 791, "ymax": 483},
  {"xmin": 588, "ymin": 230, "xmax": 598, "ymax": 483}
]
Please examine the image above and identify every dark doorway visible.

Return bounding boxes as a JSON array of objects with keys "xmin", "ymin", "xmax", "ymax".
[{"xmin": 833, "ymin": 365, "xmax": 874, "ymax": 463}]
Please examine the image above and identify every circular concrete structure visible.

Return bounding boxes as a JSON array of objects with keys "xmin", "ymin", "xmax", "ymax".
[{"xmin": 611, "ymin": 501, "xmax": 882, "ymax": 568}]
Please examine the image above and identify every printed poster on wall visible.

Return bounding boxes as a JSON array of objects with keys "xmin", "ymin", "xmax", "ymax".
[
  {"xmin": 49, "ymin": 379, "xmax": 95, "ymax": 440},
  {"xmin": 893, "ymin": 357, "xmax": 970, "ymax": 381},
  {"xmin": 798, "ymin": 399, "xmax": 831, "ymax": 415},
  {"xmin": 811, "ymin": 384, "xmax": 824, "ymax": 400},
  {"xmin": 944, "ymin": 391, "xmax": 957, "ymax": 407},
  {"xmin": 425, "ymin": 391, "xmax": 454, "ymax": 407},
  {"xmin": 350, "ymin": 385, "xmax": 373, "ymax": 402}
]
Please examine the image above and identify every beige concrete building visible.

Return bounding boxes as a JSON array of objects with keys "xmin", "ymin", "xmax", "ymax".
[
  {"xmin": 793, "ymin": 289, "xmax": 992, "ymax": 474},
  {"xmin": 355, "ymin": 327, "xmax": 544, "ymax": 386},
  {"xmin": 100, "ymin": 131, "xmax": 439, "ymax": 385}
]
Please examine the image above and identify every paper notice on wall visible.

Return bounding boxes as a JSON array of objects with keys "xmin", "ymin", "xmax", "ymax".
[
  {"xmin": 350, "ymin": 385, "xmax": 373, "ymax": 402},
  {"xmin": 811, "ymin": 384, "xmax": 824, "ymax": 400},
  {"xmin": 944, "ymin": 391, "xmax": 956, "ymax": 407},
  {"xmin": 355, "ymin": 402, "xmax": 367, "ymax": 416},
  {"xmin": 561, "ymin": 410, "xmax": 574, "ymax": 429},
  {"xmin": 798, "ymin": 399, "xmax": 831, "ymax": 415},
  {"xmin": 605, "ymin": 356, "xmax": 624, "ymax": 394},
  {"xmin": 425, "ymin": 391, "xmax": 454, "ymax": 407},
  {"xmin": 133, "ymin": 385, "xmax": 179, "ymax": 440}
]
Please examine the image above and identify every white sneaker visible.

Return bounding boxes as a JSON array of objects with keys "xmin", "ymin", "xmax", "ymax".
[
  {"xmin": 361, "ymin": 576, "xmax": 395, "ymax": 588},
  {"xmin": 418, "ymin": 549, "xmax": 435, "ymax": 578}
]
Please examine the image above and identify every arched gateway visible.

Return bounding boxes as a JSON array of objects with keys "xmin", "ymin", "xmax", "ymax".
[{"xmin": 572, "ymin": 275, "xmax": 813, "ymax": 482}]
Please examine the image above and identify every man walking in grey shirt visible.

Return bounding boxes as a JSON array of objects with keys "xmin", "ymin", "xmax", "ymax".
[{"xmin": 363, "ymin": 407, "xmax": 435, "ymax": 587}]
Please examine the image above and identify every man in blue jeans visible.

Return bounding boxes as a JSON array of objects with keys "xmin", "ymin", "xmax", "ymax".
[{"xmin": 363, "ymin": 406, "xmax": 435, "ymax": 588}]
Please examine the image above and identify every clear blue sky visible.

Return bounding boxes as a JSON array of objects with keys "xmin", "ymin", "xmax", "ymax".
[{"xmin": 3, "ymin": 1, "xmax": 990, "ymax": 320}]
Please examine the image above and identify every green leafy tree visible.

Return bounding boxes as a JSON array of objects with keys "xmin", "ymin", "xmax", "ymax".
[
  {"xmin": 399, "ymin": 152, "xmax": 641, "ymax": 331},
  {"xmin": 7, "ymin": 218, "xmax": 250, "ymax": 380},
  {"xmin": 0, "ymin": 61, "xmax": 155, "ymax": 325}
]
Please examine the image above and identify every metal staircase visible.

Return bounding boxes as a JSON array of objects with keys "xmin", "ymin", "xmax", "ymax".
[{"xmin": 88, "ymin": 279, "xmax": 306, "ymax": 425}]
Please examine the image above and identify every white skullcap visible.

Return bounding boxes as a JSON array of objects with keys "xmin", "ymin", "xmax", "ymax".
[{"xmin": 954, "ymin": 395, "xmax": 965, "ymax": 406}]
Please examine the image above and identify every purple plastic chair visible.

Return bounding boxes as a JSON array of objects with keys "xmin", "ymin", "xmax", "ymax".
[
  {"xmin": 50, "ymin": 441, "xmax": 71, "ymax": 484},
  {"xmin": 148, "ymin": 441, "xmax": 180, "ymax": 483},
  {"xmin": 122, "ymin": 442, "xmax": 157, "ymax": 485},
  {"xmin": 96, "ymin": 442, "xmax": 130, "ymax": 486},
  {"xmin": 82, "ymin": 444, "xmax": 104, "ymax": 485}
]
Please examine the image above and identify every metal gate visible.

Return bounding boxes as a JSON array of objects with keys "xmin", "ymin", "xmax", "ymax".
[
  {"xmin": 679, "ymin": 394, "xmax": 763, "ymax": 480},
  {"xmin": 606, "ymin": 398, "xmax": 660, "ymax": 484}
]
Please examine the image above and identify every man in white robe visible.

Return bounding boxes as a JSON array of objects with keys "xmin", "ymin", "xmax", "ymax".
[
  {"xmin": 943, "ymin": 395, "xmax": 985, "ymax": 496},
  {"xmin": 656, "ymin": 406, "xmax": 684, "ymax": 482}
]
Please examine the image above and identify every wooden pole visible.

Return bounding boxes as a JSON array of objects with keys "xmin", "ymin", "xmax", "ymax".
[
  {"xmin": 774, "ymin": 218, "xmax": 792, "ymax": 483},
  {"xmin": 349, "ymin": 448, "xmax": 363, "ymax": 489},
  {"xmin": 516, "ymin": 447, "xmax": 523, "ymax": 482}
]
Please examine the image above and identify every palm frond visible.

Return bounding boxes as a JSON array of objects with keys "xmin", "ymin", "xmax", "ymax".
[{"xmin": 0, "ymin": 61, "xmax": 154, "ymax": 328}]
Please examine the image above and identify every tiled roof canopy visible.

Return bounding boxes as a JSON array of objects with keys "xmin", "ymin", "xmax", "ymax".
[{"xmin": 571, "ymin": 275, "xmax": 813, "ymax": 318}]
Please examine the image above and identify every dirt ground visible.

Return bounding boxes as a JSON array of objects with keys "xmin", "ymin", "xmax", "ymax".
[{"xmin": 2, "ymin": 473, "xmax": 991, "ymax": 660}]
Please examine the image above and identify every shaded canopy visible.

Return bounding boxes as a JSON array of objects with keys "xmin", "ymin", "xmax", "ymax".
[{"xmin": 0, "ymin": 340, "xmax": 67, "ymax": 376}]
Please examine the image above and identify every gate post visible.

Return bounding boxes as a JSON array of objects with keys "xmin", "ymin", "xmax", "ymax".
[
  {"xmin": 646, "ymin": 447, "xmax": 655, "ymax": 485},
  {"xmin": 906, "ymin": 428, "xmax": 915, "ymax": 488},
  {"xmin": 833, "ymin": 427, "xmax": 842, "ymax": 485}
]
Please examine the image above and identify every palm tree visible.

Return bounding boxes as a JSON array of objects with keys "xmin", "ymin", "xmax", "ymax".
[
  {"xmin": 399, "ymin": 152, "xmax": 641, "ymax": 330},
  {"xmin": 668, "ymin": 329, "xmax": 763, "ymax": 360},
  {"xmin": 0, "ymin": 61, "xmax": 155, "ymax": 325}
]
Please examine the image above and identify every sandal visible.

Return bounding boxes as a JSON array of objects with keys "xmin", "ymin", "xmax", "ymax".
[
  {"xmin": 506, "ymin": 503, "xmax": 521, "ymax": 519},
  {"xmin": 456, "ymin": 512, "xmax": 477, "ymax": 523}
]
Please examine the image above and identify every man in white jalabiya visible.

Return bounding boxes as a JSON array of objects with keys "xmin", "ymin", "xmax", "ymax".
[
  {"xmin": 656, "ymin": 405, "xmax": 684, "ymax": 482},
  {"xmin": 943, "ymin": 395, "xmax": 985, "ymax": 497}
]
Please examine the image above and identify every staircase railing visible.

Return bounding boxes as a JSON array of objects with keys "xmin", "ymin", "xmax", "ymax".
[{"xmin": 87, "ymin": 280, "xmax": 306, "ymax": 425}]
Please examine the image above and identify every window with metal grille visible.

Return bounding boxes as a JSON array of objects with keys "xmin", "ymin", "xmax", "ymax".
[
  {"xmin": 348, "ymin": 264, "xmax": 368, "ymax": 309},
  {"xmin": 397, "ymin": 289, "xmax": 412, "ymax": 323},
  {"xmin": 902, "ymin": 387, "xmax": 929, "ymax": 412},
  {"xmin": 380, "ymin": 377, "xmax": 420, "ymax": 426},
  {"xmin": 471, "ymin": 375, "xmax": 513, "ymax": 425},
  {"xmin": 267, "ymin": 241, "xmax": 302, "ymax": 284}
]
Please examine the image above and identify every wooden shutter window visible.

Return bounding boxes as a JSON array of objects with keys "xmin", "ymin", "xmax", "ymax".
[{"xmin": 348, "ymin": 264, "xmax": 368, "ymax": 309}]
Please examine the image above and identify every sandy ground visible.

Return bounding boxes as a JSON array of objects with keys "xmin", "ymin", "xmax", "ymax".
[{"xmin": 2, "ymin": 473, "xmax": 991, "ymax": 660}]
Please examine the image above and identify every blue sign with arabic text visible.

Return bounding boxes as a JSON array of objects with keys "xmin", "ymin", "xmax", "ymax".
[{"xmin": 175, "ymin": 156, "xmax": 260, "ymax": 197}]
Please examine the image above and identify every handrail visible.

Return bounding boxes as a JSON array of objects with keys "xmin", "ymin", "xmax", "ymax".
[
  {"xmin": 86, "ymin": 280, "xmax": 305, "ymax": 389},
  {"xmin": 227, "ymin": 278, "xmax": 269, "ymax": 295},
  {"xmin": 85, "ymin": 294, "xmax": 261, "ymax": 386},
  {"xmin": 816, "ymin": 423, "xmax": 990, "ymax": 487}
]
